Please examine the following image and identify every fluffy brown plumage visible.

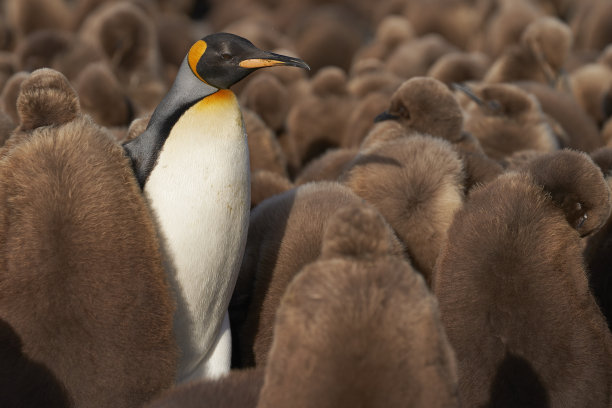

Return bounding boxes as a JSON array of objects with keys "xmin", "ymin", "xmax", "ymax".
[
  {"xmin": 291, "ymin": 5, "xmax": 368, "ymax": 74},
  {"xmin": 342, "ymin": 135, "xmax": 465, "ymax": 283},
  {"xmin": 78, "ymin": 1, "xmax": 166, "ymax": 113},
  {"xmin": 376, "ymin": 76, "xmax": 464, "ymax": 143},
  {"xmin": 294, "ymin": 147, "xmax": 358, "ymax": 185},
  {"xmin": 346, "ymin": 59, "xmax": 402, "ymax": 99},
  {"xmin": 352, "ymin": 15, "xmax": 414, "ymax": 63},
  {"xmin": 427, "ymin": 51, "xmax": 490, "ymax": 88},
  {"xmin": 76, "ymin": 62, "xmax": 134, "ymax": 127},
  {"xmin": 240, "ymin": 73, "xmax": 290, "ymax": 133},
  {"xmin": 484, "ymin": 16, "xmax": 572, "ymax": 86},
  {"xmin": 342, "ymin": 91, "xmax": 390, "ymax": 148},
  {"xmin": 15, "ymin": 68, "xmax": 79, "ymax": 132},
  {"xmin": 243, "ymin": 108, "xmax": 288, "ymax": 177},
  {"xmin": 571, "ymin": 0, "xmax": 612, "ymax": 52},
  {"xmin": 230, "ymin": 182, "xmax": 404, "ymax": 367},
  {"xmin": 0, "ymin": 71, "xmax": 28, "ymax": 124},
  {"xmin": 458, "ymin": 82, "xmax": 559, "ymax": 160},
  {"xmin": 570, "ymin": 63, "xmax": 612, "ymax": 127},
  {"xmin": 250, "ymin": 170, "xmax": 294, "ymax": 209},
  {"xmin": 0, "ymin": 109, "xmax": 15, "ymax": 147},
  {"xmin": 257, "ymin": 204, "xmax": 458, "ymax": 408},
  {"xmin": 5, "ymin": 0, "xmax": 71, "ymax": 39},
  {"xmin": 145, "ymin": 368, "xmax": 264, "ymax": 408},
  {"xmin": 285, "ymin": 67, "xmax": 356, "ymax": 171},
  {"xmin": 0, "ymin": 68, "xmax": 176, "ymax": 408},
  {"xmin": 433, "ymin": 149, "xmax": 612, "ymax": 407},
  {"xmin": 585, "ymin": 147, "xmax": 612, "ymax": 331},
  {"xmin": 515, "ymin": 80, "xmax": 602, "ymax": 152},
  {"xmin": 385, "ymin": 34, "xmax": 458, "ymax": 80},
  {"xmin": 478, "ymin": 0, "xmax": 542, "ymax": 58}
]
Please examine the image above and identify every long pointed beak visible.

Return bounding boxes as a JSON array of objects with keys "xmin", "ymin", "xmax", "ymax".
[
  {"xmin": 452, "ymin": 83, "xmax": 500, "ymax": 112},
  {"xmin": 239, "ymin": 52, "xmax": 310, "ymax": 71}
]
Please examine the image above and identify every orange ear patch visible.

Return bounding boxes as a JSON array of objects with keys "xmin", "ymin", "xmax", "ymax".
[{"xmin": 188, "ymin": 40, "xmax": 207, "ymax": 83}]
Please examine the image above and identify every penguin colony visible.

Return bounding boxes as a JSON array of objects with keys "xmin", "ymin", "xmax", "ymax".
[{"xmin": 1, "ymin": 0, "xmax": 612, "ymax": 407}]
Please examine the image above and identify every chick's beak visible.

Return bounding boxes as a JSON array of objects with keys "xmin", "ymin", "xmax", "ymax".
[{"xmin": 239, "ymin": 52, "xmax": 310, "ymax": 71}]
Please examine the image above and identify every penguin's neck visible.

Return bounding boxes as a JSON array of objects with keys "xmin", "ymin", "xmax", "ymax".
[
  {"xmin": 143, "ymin": 88, "xmax": 251, "ymax": 382},
  {"xmin": 124, "ymin": 57, "xmax": 219, "ymax": 188}
]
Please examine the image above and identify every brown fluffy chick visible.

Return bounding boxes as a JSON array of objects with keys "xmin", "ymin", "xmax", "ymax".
[
  {"xmin": 250, "ymin": 170, "xmax": 294, "ymax": 210},
  {"xmin": 402, "ymin": 0, "xmax": 486, "ymax": 50},
  {"xmin": 4, "ymin": 0, "xmax": 71, "ymax": 39},
  {"xmin": 0, "ymin": 71, "xmax": 28, "ymax": 124},
  {"xmin": 240, "ymin": 73, "xmax": 290, "ymax": 133},
  {"xmin": 346, "ymin": 58, "xmax": 403, "ymax": 99},
  {"xmin": 385, "ymin": 34, "xmax": 458, "ymax": 80},
  {"xmin": 571, "ymin": 0, "xmax": 612, "ymax": 52},
  {"xmin": 285, "ymin": 67, "xmax": 356, "ymax": 171},
  {"xmin": 603, "ymin": 118, "xmax": 612, "ymax": 147},
  {"xmin": 0, "ymin": 109, "xmax": 15, "ymax": 147},
  {"xmin": 570, "ymin": 63, "xmax": 612, "ymax": 127},
  {"xmin": 0, "ymin": 68, "xmax": 176, "ymax": 408},
  {"xmin": 230, "ymin": 182, "xmax": 405, "ymax": 368},
  {"xmin": 584, "ymin": 147, "xmax": 612, "ymax": 331},
  {"xmin": 76, "ymin": 62, "xmax": 134, "ymax": 128},
  {"xmin": 342, "ymin": 135, "xmax": 465, "ymax": 284},
  {"xmin": 145, "ymin": 368, "xmax": 264, "ymax": 408},
  {"xmin": 0, "ymin": 51, "xmax": 16, "ymax": 90},
  {"xmin": 457, "ymin": 82, "xmax": 559, "ymax": 160},
  {"xmin": 478, "ymin": 0, "xmax": 542, "ymax": 58},
  {"xmin": 78, "ymin": 1, "xmax": 165, "ymax": 113},
  {"xmin": 243, "ymin": 108, "xmax": 288, "ymax": 177},
  {"xmin": 375, "ymin": 76, "xmax": 464, "ymax": 143},
  {"xmin": 433, "ymin": 149, "xmax": 612, "ymax": 408},
  {"xmin": 352, "ymin": 15, "xmax": 415, "ymax": 63},
  {"xmin": 294, "ymin": 147, "xmax": 358, "ymax": 186},
  {"xmin": 366, "ymin": 87, "xmax": 502, "ymax": 192},
  {"xmin": 342, "ymin": 91, "xmax": 390, "ymax": 148},
  {"xmin": 15, "ymin": 30, "xmax": 103, "ymax": 81},
  {"xmin": 484, "ymin": 16, "xmax": 573, "ymax": 87},
  {"xmin": 155, "ymin": 12, "xmax": 196, "ymax": 71},
  {"xmin": 257, "ymin": 204, "xmax": 459, "ymax": 408},
  {"xmin": 515, "ymin": 80, "xmax": 602, "ymax": 152},
  {"xmin": 427, "ymin": 52, "xmax": 490, "ymax": 89},
  {"xmin": 291, "ymin": 5, "xmax": 369, "ymax": 74}
]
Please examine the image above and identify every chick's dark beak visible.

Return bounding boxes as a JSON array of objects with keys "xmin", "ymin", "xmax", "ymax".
[
  {"xmin": 239, "ymin": 51, "xmax": 310, "ymax": 71},
  {"xmin": 452, "ymin": 82, "xmax": 500, "ymax": 112},
  {"xmin": 374, "ymin": 111, "xmax": 400, "ymax": 123}
]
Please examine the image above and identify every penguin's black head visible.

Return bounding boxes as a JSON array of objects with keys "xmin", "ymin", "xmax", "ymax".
[{"xmin": 187, "ymin": 32, "xmax": 309, "ymax": 89}]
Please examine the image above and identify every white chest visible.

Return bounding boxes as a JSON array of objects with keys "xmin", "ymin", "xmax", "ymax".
[{"xmin": 144, "ymin": 90, "xmax": 250, "ymax": 380}]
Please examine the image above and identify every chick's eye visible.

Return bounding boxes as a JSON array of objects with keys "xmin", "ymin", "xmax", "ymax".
[{"xmin": 221, "ymin": 53, "xmax": 232, "ymax": 60}]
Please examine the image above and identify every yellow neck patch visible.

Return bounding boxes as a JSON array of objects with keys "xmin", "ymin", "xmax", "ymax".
[
  {"xmin": 188, "ymin": 40, "xmax": 207, "ymax": 83},
  {"xmin": 192, "ymin": 89, "xmax": 237, "ymax": 113}
]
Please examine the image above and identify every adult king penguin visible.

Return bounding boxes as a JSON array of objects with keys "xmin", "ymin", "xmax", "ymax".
[{"xmin": 123, "ymin": 33, "xmax": 309, "ymax": 384}]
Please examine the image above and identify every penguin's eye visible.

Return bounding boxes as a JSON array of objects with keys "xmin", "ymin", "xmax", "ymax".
[{"xmin": 221, "ymin": 53, "xmax": 232, "ymax": 61}]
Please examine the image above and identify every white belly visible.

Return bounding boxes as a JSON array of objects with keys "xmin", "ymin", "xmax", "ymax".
[{"xmin": 144, "ymin": 91, "xmax": 250, "ymax": 382}]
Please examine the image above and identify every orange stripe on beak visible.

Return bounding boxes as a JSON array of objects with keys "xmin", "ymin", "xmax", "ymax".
[{"xmin": 239, "ymin": 59, "xmax": 287, "ymax": 69}]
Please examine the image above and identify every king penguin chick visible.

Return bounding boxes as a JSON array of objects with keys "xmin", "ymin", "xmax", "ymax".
[
  {"xmin": 484, "ymin": 16, "xmax": 573, "ymax": 87},
  {"xmin": 257, "ymin": 204, "xmax": 459, "ymax": 408},
  {"xmin": 341, "ymin": 136, "xmax": 465, "ymax": 284},
  {"xmin": 454, "ymin": 82, "xmax": 559, "ymax": 160},
  {"xmin": 145, "ymin": 368, "xmax": 264, "ymax": 408},
  {"xmin": 0, "ymin": 68, "xmax": 177, "ymax": 408},
  {"xmin": 123, "ymin": 32, "xmax": 309, "ymax": 384},
  {"xmin": 433, "ymin": 149, "xmax": 612, "ymax": 407},
  {"xmin": 230, "ymin": 182, "xmax": 405, "ymax": 368}
]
